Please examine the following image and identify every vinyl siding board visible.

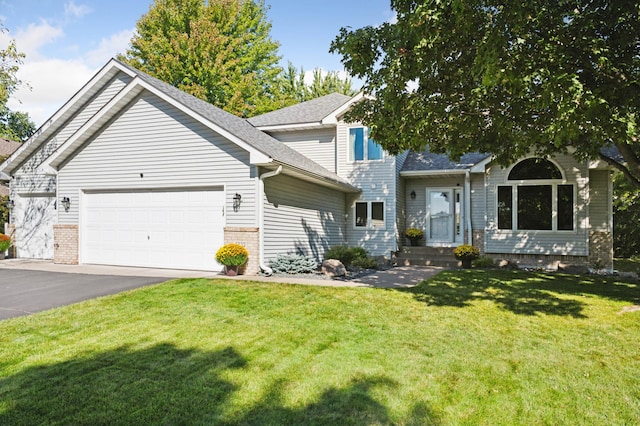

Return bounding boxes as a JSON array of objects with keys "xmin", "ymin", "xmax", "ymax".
[
  {"xmin": 263, "ymin": 174, "xmax": 346, "ymax": 262},
  {"xmin": 470, "ymin": 173, "xmax": 485, "ymax": 230},
  {"xmin": 484, "ymin": 154, "xmax": 589, "ymax": 255},
  {"xmin": 589, "ymin": 170, "xmax": 610, "ymax": 231},
  {"xmin": 404, "ymin": 176, "xmax": 464, "ymax": 234},
  {"xmin": 58, "ymin": 90, "xmax": 256, "ymax": 227},
  {"xmin": 266, "ymin": 128, "xmax": 336, "ymax": 173}
]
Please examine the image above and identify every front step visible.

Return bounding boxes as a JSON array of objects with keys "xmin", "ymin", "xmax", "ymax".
[{"xmin": 394, "ymin": 246, "xmax": 461, "ymax": 268}]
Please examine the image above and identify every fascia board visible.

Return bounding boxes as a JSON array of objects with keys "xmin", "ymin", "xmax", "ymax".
[
  {"xmin": 400, "ymin": 169, "xmax": 469, "ymax": 177},
  {"xmin": 321, "ymin": 92, "xmax": 365, "ymax": 125}
]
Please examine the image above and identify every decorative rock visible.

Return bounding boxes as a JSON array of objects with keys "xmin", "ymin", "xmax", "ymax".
[
  {"xmin": 617, "ymin": 271, "xmax": 639, "ymax": 281},
  {"xmin": 322, "ymin": 259, "xmax": 346, "ymax": 277},
  {"xmin": 557, "ymin": 263, "xmax": 590, "ymax": 275},
  {"xmin": 498, "ymin": 259, "xmax": 519, "ymax": 270}
]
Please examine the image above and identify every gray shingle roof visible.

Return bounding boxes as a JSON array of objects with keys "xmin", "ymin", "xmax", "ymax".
[
  {"xmin": 247, "ymin": 93, "xmax": 352, "ymax": 127},
  {"xmin": 402, "ymin": 147, "xmax": 490, "ymax": 172},
  {"xmin": 115, "ymin": 60, "xmax": 356, "ymax": 191}
]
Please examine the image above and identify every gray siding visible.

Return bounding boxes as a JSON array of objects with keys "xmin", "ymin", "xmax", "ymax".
[
  {"xmin": 263, "ymin": 173, "xmax": 346, "ymax": 262},
  {"xmin": 266, "ymin": 128, "xmax": 336, "ymax": 173},
  {"xmin": 58, "ymin": 90, "xmax": 256, "ymax": 227},
  {"xmin": 404, "ymin": 176, "xmax": 465, "ymax": 235},
  {"xmin": 337, "ymin": 121, "xmax": 398, "ymax": 256},
  {"xmin": 589, "ymin": 170, "xmax": 611, "ymax": 231},
  {"xmin": 470, "ymin": 173, "xmax": 485, "ymax": 230},
  {"xmin": 484, "ymin": 154, "xmax": 589, "ymax": 255}
]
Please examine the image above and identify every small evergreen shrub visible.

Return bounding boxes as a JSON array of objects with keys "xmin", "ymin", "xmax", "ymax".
[
  {"xmin": 215, "ymin": 243, "xmax": 248, "ymax": 266},
  {"xmin": 351, "ymin": 256, "xmax": 378, "ymax": 269},
  {"xmin": 472, "ymin": 256, "xmax": 495, "ymax": 268},
  {"xmin": 270, "ymin": 254, "xmax": 318, "ymax": 274},
  {"xmin": 324, "ymin": 246, "xmax": 367, "ymax": 267},
  {"xmin": 453, "ymin": 244, "xmax": 480, "ymax": 261},
  {"xmin": 0, "ymin": 233, "xmax": 11, "ymax": 252}
]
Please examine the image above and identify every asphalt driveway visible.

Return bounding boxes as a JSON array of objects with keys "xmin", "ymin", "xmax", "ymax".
[{"xmin": 0, "ymin": 269, "xmax": 166, "ymax": 320}]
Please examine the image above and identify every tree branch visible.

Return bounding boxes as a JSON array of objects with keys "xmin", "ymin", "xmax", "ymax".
[{"xmin": 599, "ymin": 152, "xmax": 640, "ymax": 189}]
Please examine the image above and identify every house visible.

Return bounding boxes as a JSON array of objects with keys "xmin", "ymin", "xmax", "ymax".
[
  {"xmin": 0, "ymin": 138, "xmax": 22, "ymax": 197},
  {"xmin": 0, "ymin": 59, "xmax": 615, "ymax": 272}
]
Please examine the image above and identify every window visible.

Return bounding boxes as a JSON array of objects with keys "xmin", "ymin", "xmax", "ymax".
[
  {"xmin": 355, "ymin": 201, "xmax": 385, "ymax": 228},
  {"xmin": 349, "ymin": 127, "xmax": 383, "ymax": 161},
  {"xmin": 497, "ymin": 158, "xmax": 574, "ymax": 231}
]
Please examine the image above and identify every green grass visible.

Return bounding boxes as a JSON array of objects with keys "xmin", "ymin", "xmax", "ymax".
[
  {"xmin": 615, "ymin": 256, "xmax": 640, "ymax": 273},
  {"xmin": 1, "ymin": 270, "xmax": 639, "ymax": 425}
]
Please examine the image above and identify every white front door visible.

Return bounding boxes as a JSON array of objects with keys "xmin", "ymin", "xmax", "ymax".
[{"xmin": 427, "ymin": 188, "xmax": 464, "ymax": 245}]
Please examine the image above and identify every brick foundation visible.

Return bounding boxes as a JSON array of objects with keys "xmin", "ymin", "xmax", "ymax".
[
  {"xmin": 589, "ymin": 230, "xmax": 613, "ymax": 270},
  {"xmin": 54, "ymin": 224, "xmax": 79, "ymax": 264},
  {"xmin": 224, "ymin": 227, "xmax": 260, "ymax": 275}
]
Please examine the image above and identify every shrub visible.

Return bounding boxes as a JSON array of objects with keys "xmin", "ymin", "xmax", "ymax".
[
  {"xmin": 404, "ymin": 227, "xmax": 424, "ymax": 240},
  {"xmin": 351, "ymin": 256, "xmax": 378, "ymax": 269},
  {"xmin": 0, "ymin": 233, "xmax": 10, "ymax": 252},
  {"xmin": 215, "ymin": 243, "xmax": 248, "ymax": 266},
  {"xmin": 472, "ymin": 256, "xmax": 495, "ymax": 268},
  {"xmin": 270, "ymin": 254, "xmax": 318, "ymax": 274},
  {"xmin": 453, "ymin": 244, "xmax": 480, "ymax": 261},
  {"xmin": 324, "ymin": 246, "xmax": 368, "ymax": 267}
]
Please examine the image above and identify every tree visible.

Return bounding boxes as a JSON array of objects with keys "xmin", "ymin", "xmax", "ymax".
[
  {"xmin": 331, "ymin": 1, "xmax": 640, "ymax": 188},
  {"xmin": 120, "ymin": 0, "xmax": 282, "ymax": 117},
  {"xmin": 275, "ymin": 62, "xmax": 358, "ymax": 105},
  {"xmin": 1, "ymin": 25, "xmax": 35, "ymax": 141},
  {"xmin": 613, "ymin": 172, "xmax": 640, "ymax": 257}
]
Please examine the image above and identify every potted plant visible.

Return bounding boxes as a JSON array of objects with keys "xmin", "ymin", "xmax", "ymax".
[
  {"xmin": 453, "ymin": 244, "xmax": 480, "ymax": 269},
  {"xmin": 404, "ymin": 227, "xmax": 424, "ymax": 246},
  {"xmin": 0, "ymin": 233, "xmax": 11, "ymax": 260},
  {"xmin": 215, "ymin": 243, "xmax": 248, "ymax": 276}
]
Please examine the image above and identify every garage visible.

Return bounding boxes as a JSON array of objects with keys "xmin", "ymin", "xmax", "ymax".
[
  {"xmin": 81, "ymin": 189, "xmax": 225, "ymax": 271},
  {"xmin": 14, "ymin": 194, "xmax": 56, "ymax": 259}
]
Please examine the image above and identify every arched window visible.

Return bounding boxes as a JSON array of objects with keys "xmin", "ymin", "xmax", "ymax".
[{"xmin": 497, "ymin": 158, "xmax": 574, "ymax": 231}]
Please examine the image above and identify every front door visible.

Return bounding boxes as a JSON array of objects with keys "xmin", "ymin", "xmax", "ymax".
[{"xmin": 427, "ymin": 188, "xmax": 464, "ymax": 245}]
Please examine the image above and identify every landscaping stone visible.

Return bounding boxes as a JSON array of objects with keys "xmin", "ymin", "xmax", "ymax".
[
  {"xmin": 322, "ymin": 259, "xmax": 346, "ymax": 277},
  {"xmin": 558, "ymin": 263, "xmax": 590, "ymax": 274},
  {"xmin": 497, "ymin": 259, "xmax": 519, "ymax": 270},
  {"xmin": 617, "ymin": 271, "xmax": 639, "ymax": 281}
]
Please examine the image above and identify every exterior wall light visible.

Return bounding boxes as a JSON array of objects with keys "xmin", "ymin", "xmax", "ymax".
[
  {"xmin": 61, "ymin": 197, "xmax": 71, "ymax": 212},
  {"xmin": 410, "ymin": 190, "xmax": 416, "ymax": 200},
  {"xmin": 233, "ymin": 193, "xmax": 242, "ymax": 211},
  {"xmin": 5, "ymin": 199, "xmax": 15, "ymax": 209}
]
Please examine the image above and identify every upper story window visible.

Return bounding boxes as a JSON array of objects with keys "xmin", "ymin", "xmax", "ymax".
[
  {"xmin": 349, "ymin": 127, "xmax": 383, "ymax": 162},
  {"xmin": 497, "ymin": 158, "xmax": 574, "ymax": 231}
]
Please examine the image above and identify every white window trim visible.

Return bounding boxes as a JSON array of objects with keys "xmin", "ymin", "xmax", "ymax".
[
  {"xmin": 353, "ymin": 200, "xmax": 386, "ymax": 230},
  {"xmin": 347, "ymin": 126, "xmax": 384, "ymax": 163}
]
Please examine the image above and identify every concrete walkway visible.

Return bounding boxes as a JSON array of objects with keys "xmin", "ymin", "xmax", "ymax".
[{"xmin": 0, "ymin": 259, "xmax": 444, "ymax": 289}]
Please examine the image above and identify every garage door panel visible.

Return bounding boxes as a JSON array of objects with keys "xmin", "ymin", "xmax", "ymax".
[{"xmin": 82, "ymin": 190, "xmax": 224, "ymax": 271}]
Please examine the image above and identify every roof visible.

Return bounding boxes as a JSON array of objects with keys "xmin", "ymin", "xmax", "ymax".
[
  {"xmin": 248, "ymin": 93, "xmax": 353, "ymax": 128},
  {"xmin": 0, "ymin": 138, "xmax": 21, "ymax": 158},
  {"xmin": 402, "ymin": 147, "xmax": 491, "ymax": 173}
]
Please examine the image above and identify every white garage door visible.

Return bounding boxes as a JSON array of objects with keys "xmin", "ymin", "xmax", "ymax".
[
  {"xmin": 82, "ymin": 189, "xmax": 225, "ymax": 271},
  {"xmin": 15, "ymin": 194, "xmax": 56, "ymax": 259}
]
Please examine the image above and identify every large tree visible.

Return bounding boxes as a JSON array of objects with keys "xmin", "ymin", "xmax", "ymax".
[
  {"xmin": 331, "ymin": 1, "xmax": 640, "ymax": 188},
  {"xmin": 276, "ymin": 62, "xmax": 358, "ymax": 105},
  {"xmin": 120, "ymin": 0, "xmax": 282, "ymax": 117},
  {"xmin": 1, "ymin": 25, "xmax": 35, "ymax": 141}
]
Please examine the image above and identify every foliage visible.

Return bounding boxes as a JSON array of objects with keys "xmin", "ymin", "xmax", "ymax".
[
  {"xmin": 404, "ymin": 227, "xmax": 424, "ymax": 241},
  {"xmin": 331, "ymin": 1, "xmax": 640, "ymax": 189},
  {"xmin": 350, "ymin": 255, "xmax": 378, "ymax": 270},
  {"xmin": 0, "ymin": 195, "xmax": 8, "ymax": 234},
  {"xmin": 614, "ymin": 257, "xmax": 640, "ymax": 274},
  {"xmin": 269, "ymin": 253, "xmax": 317, "ymax": 274},
  {"xmin": 613, "ymin": 172, "xmax": 640, "ymax": 257},
  {"xmin": 215, "ymin": 243, "xmax": 248, "ymax": 266},
  {"xmin": 0, "ymin": 271, "xmax": 638, "ymax": 424},
  {"xmin": 120, "ymin": 0, "xmax": 282, "ymax": 118},
  {"xmin": 324, "ymin": 245, "xmax": 368, "ymax": 267},
  {"xmin": 453, "ymin": 244, "xmax": 480, "ymax": 261},
  {"xmin": 0, "ymin": 232, "xmax": 10, "ymax": 251},
  {"xmin": 472, "ymin": 256, "xmax": 495, "ymax": 268},
  {"xmin": 0, "ymin": 25, "xmax": 35, "ymax": 141}
]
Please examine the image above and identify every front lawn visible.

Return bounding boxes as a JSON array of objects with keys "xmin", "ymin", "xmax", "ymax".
[
  {"xmin": 1, "ymin": 270, "xmax": 638, "ymax": 424},
  {"xmin": 615, "ymin": 256, "xmax": 640, "ymax": 273}
]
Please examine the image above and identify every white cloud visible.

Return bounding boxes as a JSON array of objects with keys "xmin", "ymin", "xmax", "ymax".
[
  {"xmin": 85, "ymin": 28, "xmax": 134, "ymax": 67},
  {"xmin": 64, "ymin": 1, "xmax": 92, "ymax": 20},
  {"xmin": 11, "ymin": 20, "xmax": 64, "ymax": 60}
]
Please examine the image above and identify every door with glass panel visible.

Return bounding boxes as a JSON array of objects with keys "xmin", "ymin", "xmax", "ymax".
[{"xmin": 427, "ymin": 189, "xmax": 464, "ymax": 245}]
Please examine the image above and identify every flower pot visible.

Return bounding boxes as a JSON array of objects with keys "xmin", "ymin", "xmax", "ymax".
[
  {"xmin": 0, "ymin": 252, "xmax": 4, "ymax": 260},
  {"xmin": 409, "ymin": 239, "xmax": 421, "ymax": 247},
  {"xmin": 225, "ymin": 265, "xmax": 238, "ymax": 276},
  {"xmin": 461, "ymin": 258, "xmax": 473, "ymax": 269}
]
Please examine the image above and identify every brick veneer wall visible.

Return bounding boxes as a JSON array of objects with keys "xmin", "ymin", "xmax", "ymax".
[
  {"xmin": 54, "ymin": 224, "xmax": 79, "ymax": 264},
  {"xmin": 4, "ymin": 223, "xmax": 15, "ymax": 258},
  {"xmin": 589, "ymin": 230, "xmax": 613, "ymax": 270},
  {"xmin": 224, "ymin": 227, "xmax": 260, "ymax": 275}
]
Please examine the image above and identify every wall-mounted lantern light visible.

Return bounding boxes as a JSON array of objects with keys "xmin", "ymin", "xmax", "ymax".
[
  {"xmin": 61, "ymin": 197, "xmax": 71, "ymax": 212},
  {"xmin": 232, "ymin": 193, "xmax": 242, "ymax": 212},
  {"xmin": 5, "ymin": 199, "xmax": 15, "ymax": 209},
  {"xmin": 410, "ymin": 190, "xmax": 416, "ymax": 200}
]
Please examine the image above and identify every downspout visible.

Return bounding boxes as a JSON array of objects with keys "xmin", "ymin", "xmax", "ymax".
[
  {"xmin": 258, "ymin": 165, "xmax": 283, "ymax": 276},
  {"xmin": 465, "ymin": 171, "xmax": 473, "ymax": 245}
]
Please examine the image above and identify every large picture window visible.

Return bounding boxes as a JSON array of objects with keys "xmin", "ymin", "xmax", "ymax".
[
  {"xmin": 497, "ymin": 158, "xmax": 574, "ymax": 231},
  {"xmin": 355, "ymin": 201, "xmax": 385, "ymax": 228},
  {"xmin": 349, "ymin": 127, "xmax": 383, "ymax": 161}
]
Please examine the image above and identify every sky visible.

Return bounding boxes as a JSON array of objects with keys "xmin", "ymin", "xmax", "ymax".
[{"xmin": 0, "ymin": 0, "xmax": 394, "ymax": 127}]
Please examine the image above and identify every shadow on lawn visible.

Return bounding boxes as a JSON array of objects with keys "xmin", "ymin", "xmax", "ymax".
[
  {"xmin": 401, "ymin": 270, "xmax": 639, "ymax": 318},
  {"xmin": 0, "ymin": 343, "xmax": 440, "ymax": 425}
]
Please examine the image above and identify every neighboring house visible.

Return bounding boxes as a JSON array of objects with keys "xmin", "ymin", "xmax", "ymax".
[
  {"xmin": 0, "ymin": 138, "xmax": 22, "ymax": 197},
  {"xmin": 0, "ymin": 59, "xmax": 615, "ymax": 272}
]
